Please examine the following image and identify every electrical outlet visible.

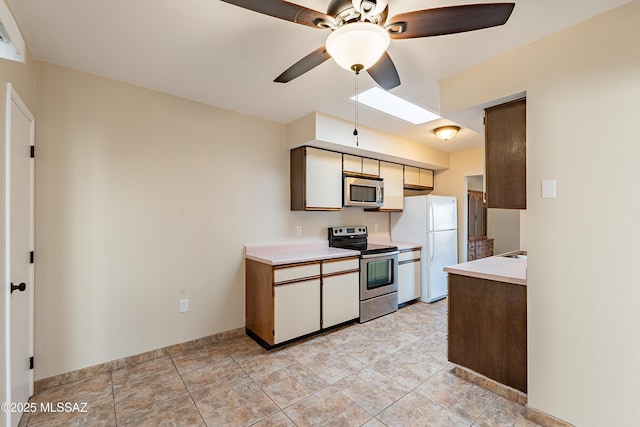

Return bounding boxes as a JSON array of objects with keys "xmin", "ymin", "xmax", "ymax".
[
  {"xmin": 296, "ymin": 226, "xmax": 303, "ymax": 236},
  {"xmin": 374, "ymin": 223, "xmax": 379, "ymax": 232},
  {"xmin": 179, "ymin": 299, "xmax": 189, "ymax": 313}
]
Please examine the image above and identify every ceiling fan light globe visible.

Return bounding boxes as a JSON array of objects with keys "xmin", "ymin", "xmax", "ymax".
[{"xmin": 326, "ymin": 22, "xmax": 390, "ymax": 72}]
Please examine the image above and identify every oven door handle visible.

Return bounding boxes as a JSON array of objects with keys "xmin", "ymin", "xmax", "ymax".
[{"xmin": 360, "ymin": 251, "xmax": 399, "ymax": 259}]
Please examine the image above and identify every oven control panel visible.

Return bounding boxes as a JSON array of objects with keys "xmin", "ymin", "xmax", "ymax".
[{"xmin": 328, "ymin": 226, "xmax": 367, "ymax": 238}]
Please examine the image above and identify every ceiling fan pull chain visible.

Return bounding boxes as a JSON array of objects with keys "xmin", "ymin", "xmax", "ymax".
[{"xmin": 353, "ymin": 68, "xmax": 359, "ymax": 146}]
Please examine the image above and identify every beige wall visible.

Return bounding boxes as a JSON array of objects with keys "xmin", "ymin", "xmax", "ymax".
[
  {"xmin": 33, "ymin": 62, "xmax": 392, "ymax": 379},
  {"xmin": 0, "ymin": 51, "xmax": 36, "ymax": 407},
  {"xmin": 487, "ymin": 209, "xmax": 520, "ymax": 255},
  {"xmin": 440, "ymin": 1, "xmax": 640, "ymax": 424},
  {"xmin": 305, "ymin": 112, "xmax": 450, "ymax": 170},
  {"xmin": 432, "ymin": 147, "xmax": 483, "ymax": 262}
]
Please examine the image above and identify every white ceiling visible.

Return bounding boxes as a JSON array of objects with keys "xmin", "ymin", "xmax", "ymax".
[{"xmin": 7, "ymin": 0, "xmax": 633, "ymax": 152}]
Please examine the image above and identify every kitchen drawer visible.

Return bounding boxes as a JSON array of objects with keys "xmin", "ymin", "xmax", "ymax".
[
  {"xmin": 398, "ymin": 249, "xmax": 420, "ymax": 262},
  {"xmin": 322, "ymin": 257, "xmax": 359, "ymax": 275},
  {"xmin": 274, "ymin": 263, "xmax": 320, "ymax": 284}
]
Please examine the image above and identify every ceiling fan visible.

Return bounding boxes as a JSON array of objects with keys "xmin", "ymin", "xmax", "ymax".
[{"xmin": 220, "ymin": 0, "xmax": 515, "ymax": 90}]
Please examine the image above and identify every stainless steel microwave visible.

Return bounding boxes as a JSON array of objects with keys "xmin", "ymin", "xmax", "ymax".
[{"xmin": 343, "ymin": 176, "xmax": 384, "ymax": 208}]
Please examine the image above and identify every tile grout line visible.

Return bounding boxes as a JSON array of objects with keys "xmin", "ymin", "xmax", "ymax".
[
  {"xmin": 246, "ymin": 373, "xmax": 300, "ymax": 426},
  {"xmin": 169, "ymin": 353, "xmax": 210, "ymax": 427},
  {"xmin": 110, "ymin": 371, "xmax": 119, "ymax": 427}
]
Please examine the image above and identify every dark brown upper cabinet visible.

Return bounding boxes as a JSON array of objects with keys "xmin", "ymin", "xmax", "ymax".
[{"xmin": 485, "ymin": 99, "xmax": 526, "ymax": 209}]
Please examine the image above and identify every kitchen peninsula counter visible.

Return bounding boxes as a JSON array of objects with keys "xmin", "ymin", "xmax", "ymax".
[
  {"xmin": 445, "ymin": 255, "xmax": 528, "ymax": 393},
  {"xmin": 443, "ymin": 256, "xmax": 526, "ymax": 285}
]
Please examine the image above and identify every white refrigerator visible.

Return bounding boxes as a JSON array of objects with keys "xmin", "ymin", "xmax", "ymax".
[{"xmin": 391, "ymin": 195, "xmax": 458, "ymax": 303}]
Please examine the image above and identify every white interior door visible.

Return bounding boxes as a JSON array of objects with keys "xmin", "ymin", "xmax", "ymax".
[{"xmin": 5, "ymin": 83, "xmax": 35, "ymax": 427}]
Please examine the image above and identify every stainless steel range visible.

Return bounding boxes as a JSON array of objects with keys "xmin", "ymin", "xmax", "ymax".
[{"xmin": 328, "ymin": 226, "xmax": 399, "ymax": 323}]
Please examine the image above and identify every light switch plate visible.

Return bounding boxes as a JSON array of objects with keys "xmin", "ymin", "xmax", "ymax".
[{"xmin": 541, "ymin": 180, "xmax": 557, "ymax": 199}]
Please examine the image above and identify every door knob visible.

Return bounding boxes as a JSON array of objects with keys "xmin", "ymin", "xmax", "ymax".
[{"xmin": 10, "ymin": 282, "xmax": 26, "ymax": 294}]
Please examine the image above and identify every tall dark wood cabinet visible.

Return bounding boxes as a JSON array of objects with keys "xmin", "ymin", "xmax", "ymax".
[
  {"xmin": 468, "ymin": 191, "xmax": 486, "ymax": 240},
  {"xmin": 467, "ymin": 190, "xmax": 493, "ymax": 261},
  {"xmin": 485, "ymin": 99, "xmax": 527, "ymax": 209}
]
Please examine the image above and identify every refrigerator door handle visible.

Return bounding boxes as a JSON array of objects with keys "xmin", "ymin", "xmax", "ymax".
[
  {"xmin": 430, "ymin": 204, "xmax": 434, "ymax": 232},
  {"xmin": 430, "ymin": 233, "xmax": 434, "ymax": 261}
]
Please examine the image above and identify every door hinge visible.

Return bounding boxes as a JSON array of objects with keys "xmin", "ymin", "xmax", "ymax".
[
  {"xmin": 29, "ymin": 356, "xmax": 34, "ymax": 370},
  {"xmin": 30, "ymin": 145, "xmax": 35, "ymax": 158},
  {"xmin": 30, "ymin": 251, "xmax": 34, "ymax": 264}
]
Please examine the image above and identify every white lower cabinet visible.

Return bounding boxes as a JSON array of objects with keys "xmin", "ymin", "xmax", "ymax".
[
  {"xmin": 246, "ymin": 256, "xmax": 359, "ymax": 347},
  {"xmin": 274, "ymin": 279, "xmax": 321, "ymax": 344},
  {"xmin": 398, "ymin": 249, "xmax": 421, "ymax": 304},
  {"xmin": 322, "ymin": 271, "xmax": 360, "ymax": 328}
]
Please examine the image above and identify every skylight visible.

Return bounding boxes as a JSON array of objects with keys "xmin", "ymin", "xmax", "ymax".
[
  {"xmin": 0, "ymin": 2, "xmax": 25, "ymax": 63},
  {"xmin": 350, "ymin": 87, "xmax": 441, "ymax": 125}
]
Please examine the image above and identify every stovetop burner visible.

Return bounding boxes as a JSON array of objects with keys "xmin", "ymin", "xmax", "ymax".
[{"xmin": 328, "ymin": 226, "xmax": 398, "ymax": 255}]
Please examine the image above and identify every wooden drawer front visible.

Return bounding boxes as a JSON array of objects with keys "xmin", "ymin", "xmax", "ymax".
[
  {"xmin": 323, "ymin": 258, "xmax": 359, "ymax": 275},
  {"xmin": 274, "ymin": 263, "xmax": 320, "ymax": 284},
  {"xmin": 399, "ymin": 249, "xmax": 420, "ymax": 262}
]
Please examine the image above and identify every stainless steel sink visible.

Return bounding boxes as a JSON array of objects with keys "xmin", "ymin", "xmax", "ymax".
[{"xmin": 498, "ymin": 250, "xmax": 528, "ymax": 260}]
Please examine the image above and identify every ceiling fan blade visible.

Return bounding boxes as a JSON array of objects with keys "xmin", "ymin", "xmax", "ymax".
[
  {"xmin": 274, "ymin": 47, "xmax": 332, "ymax": 83},
  {"xmin": 220, "ymin": 0, "xmax": 335, "ymax": 29},
  {"xmin": 388, "ymin": 3, "xmax": 515, "ymax": 39},
  {"xmin": 367, "ymin": 52, "xmax": 401, "ymax": 90}
]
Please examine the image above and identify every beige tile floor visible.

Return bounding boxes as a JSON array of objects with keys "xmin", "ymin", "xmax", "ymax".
[{"xmin": 21, "ymin": 300, "xmax": 540, "ymax": 426}]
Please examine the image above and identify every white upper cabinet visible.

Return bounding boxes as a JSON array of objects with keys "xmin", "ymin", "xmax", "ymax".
[
  {"xmin": 419, "ymin": 168, "xmax": 434, "ymax": 188},
  {"xmin": 291, "ymin": 147, "xmax": 342, "ymax": 211},
  {"xmin": 362, "ymin": 158, "xmax": 379, "ymax": 176},
  {"xmin": 343, "ymin": 154, "xmax": 379, "ymax": 176},
  {"xmin": 343, "ymin": 154, "xmax": 362, "ymax": 174},
  {"xmin": 404, "ymin": 166, "xmax": 434, "ymax": 190},
  {"xmin": 379, "ymin": 161, "xmax": 404, "ymax": 211},
  {"xmin": 291, "ymin": 146, "xmax": 435, "ymax": 211}
]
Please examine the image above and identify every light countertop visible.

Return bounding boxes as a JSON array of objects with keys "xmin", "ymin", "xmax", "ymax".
[
  {"xmin": 444, "ymin": 256, "xmax": 527, "ymax": 286},
  {"xmin": 394, "ymin": 242, "xmax": 422, "ymax": 251},
  {"xmin": 368, "ymin": 237, "xmax": 421, "ymax": 251},
  {"xmin": 245, "ymin": 242, "xmax": 359, "ymax": 266},
  {"xmin": 245, "ymin": 237, "xmax": 421, "ymax": 266}
]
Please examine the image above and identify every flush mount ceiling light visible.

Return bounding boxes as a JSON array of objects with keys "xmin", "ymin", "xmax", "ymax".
[
  {"xmin": 325, "ymin": 22, "xmax": 390, "ymax": 72},
  {"xmin": 433, "ymin": 125, "xmax": 460, "ymax": 141}
]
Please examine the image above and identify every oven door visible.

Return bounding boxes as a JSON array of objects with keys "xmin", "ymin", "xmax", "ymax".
[{"xmin": 360, "ymin": 252, "xmax": 399, "ymax": 300}]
